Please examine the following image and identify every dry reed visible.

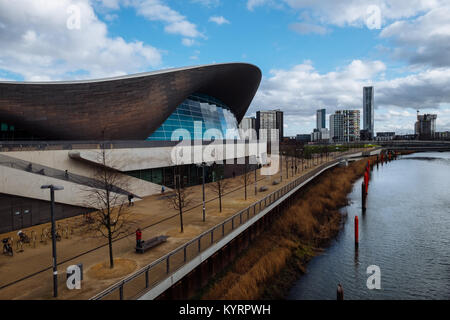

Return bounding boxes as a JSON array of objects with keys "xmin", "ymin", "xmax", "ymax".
[{"xmin": 200, "ymin": 157, "xmax": 376, "ymax": 300}]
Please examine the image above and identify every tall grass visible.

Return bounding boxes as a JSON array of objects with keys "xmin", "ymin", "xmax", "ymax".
[{"xmin": 200, "ymin": 157, "xmax": 375, "ymax": 300}]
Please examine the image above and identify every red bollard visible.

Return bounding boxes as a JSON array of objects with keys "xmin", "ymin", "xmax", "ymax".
[
  {"xmin": 364, "ymin": 171, "xmax": 369, "ymax": 192},
  {"xmin": 355, "ymin": 216, "xmax": 359, "ymax": 246}
]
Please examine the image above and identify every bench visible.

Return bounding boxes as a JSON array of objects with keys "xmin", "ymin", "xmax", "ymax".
[{"xmin": 135, "ymin": 235, "xmax": 168, "ymax": 254}]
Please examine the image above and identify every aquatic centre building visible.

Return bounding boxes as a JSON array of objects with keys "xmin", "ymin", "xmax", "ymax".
[{"xmin": 0, "ymin": 63, "xmax": 262, "ymax": 233}]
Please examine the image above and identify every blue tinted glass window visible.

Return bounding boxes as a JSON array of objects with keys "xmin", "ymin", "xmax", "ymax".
[{"xmin": 148, "ymin": 93, "xmax": 240, "ymax": 141}]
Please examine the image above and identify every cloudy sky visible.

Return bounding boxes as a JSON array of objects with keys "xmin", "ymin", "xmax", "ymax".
[{"xmin": 1, "ymin": 0, "xmax": 449, "ymax": 135}]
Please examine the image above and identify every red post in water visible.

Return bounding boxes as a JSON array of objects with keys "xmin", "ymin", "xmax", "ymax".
[
  {"xmin": 364, "ymin": 171, "xmax": 369, "ymax": 192},
  {"xmin": 355, "ymin": 216, "xmax": 359, "ymax": 246}
]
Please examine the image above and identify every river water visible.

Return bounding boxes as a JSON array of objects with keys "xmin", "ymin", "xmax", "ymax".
[{"xmin": 287, "ymin": 152, "xmax": 450, "ymax": 300}]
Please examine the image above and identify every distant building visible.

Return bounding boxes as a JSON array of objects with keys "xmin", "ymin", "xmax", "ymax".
[
  {"xmin": 393, "ymin": 134, "xmax": 418, "ymax": 140},
  {"xmin": 311, "ymin": 128, "xmax": 330, "ymax": 143},
  {"xmin": 239, "ymin": 116, "xmax": 257, "ymax": 140},
  {"xmin": 415, "ymin": 113, "xmax": 437, "ymax": 140},
  {"xmin": 363, "ymin": 87, "xmax": 374, "ymax": 140},
  {"xmin": 376, "ymin": 132, "xmax": 395, "ymax": 141},
  {"xmin": 360, "ymin": 129, "xmax": 371, "ymax": 141},
  {"xmin": 435, "ymin": 131, "xmax": 450, "ymax": 140},
  {"xmin": 330, "ymin": 110, "xmax": 360, "ymax": 142},
  {"xmin": 316, "ymin": 109, "xmax": 326, "ymax": 130},
  {"xmin": 256, "ymin": 109, "xmax": 283, "ymax": 142},
  {"xmin": 296, "ymin": 134, "xmax": 311, "ymax": 143}
]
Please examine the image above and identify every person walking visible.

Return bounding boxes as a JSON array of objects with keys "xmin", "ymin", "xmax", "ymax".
[
  {"xmin": 136, "ymin": 228, "xmax": 142, "ymax": 248},
  {"xmin": 337, "ymin": 283, "xmax": 344, "ymax": 300},
  {"xmin": 128, "ymin": 194, "xmax": 134, "ymax": 206}
]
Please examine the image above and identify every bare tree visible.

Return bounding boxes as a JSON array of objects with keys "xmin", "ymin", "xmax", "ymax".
[
  {"xmin": 84, "ymin": 146, "xmax": 135, "ymax": 269},
  {"xmin": 167, "ymin": 167, "xmax": 191, "ymax": 233},
  {"xmin": 241, "ymin": 162, "xmax": 253, "ymax": 200},
  {"xmin": 209, "ymin": 163, "xmax": 230, "ymax": 212}
]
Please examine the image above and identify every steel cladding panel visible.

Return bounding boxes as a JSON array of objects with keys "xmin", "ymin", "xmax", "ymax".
[{"xmin": 0, "ymin": 63, "xmax": 261, "ymax": 140}]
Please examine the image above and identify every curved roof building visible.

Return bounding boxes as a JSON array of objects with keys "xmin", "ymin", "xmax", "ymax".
[
  {"xmin": 0, "ymin": 63, "xmax": 261, "ymax": 140},
  {"xmin": 0, "ymin": 63, "xmax": 262, "ymax": 234}
]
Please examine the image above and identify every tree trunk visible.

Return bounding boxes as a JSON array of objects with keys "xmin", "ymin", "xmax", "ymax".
[
  {"xmin": 108, "ymin": 225, "xmax": 114, "ymax": 269},
  {"xmin": 178, "ymin": 190, "xmax": 184, "ymax": 233},
  {"xmin": 179, "ymin": 207, "xmax": 184, "ymax": 233},
  {"xmin": 106, "ymin": 189, "xmax": 114, "ymax": 269},
  {"xmin": 219, "ymin": 184, "xmax": 222, "ymax": 212}
]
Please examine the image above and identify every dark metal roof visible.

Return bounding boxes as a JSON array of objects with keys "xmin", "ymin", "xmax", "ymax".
[{"xmin": 0, "ymin": 63, "xmax": 261, "ymax": 140}]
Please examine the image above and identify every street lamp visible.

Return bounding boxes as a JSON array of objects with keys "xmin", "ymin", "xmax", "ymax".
[
  {"xmin": 41, "ymin": 184, "xmax": 64, "ymax": 298},
  {"xmin": 196, "ymin": 162, "xmax": 210, "ymax": 222},
  {"xmin": 254, "ymin": 155, "xmax": 260, "ymax": 196}
]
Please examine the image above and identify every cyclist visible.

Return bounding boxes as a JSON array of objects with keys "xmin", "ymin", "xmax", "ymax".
[{"xmin": 2, "ymin": 238, "xmax": 13, "ymax": 256}]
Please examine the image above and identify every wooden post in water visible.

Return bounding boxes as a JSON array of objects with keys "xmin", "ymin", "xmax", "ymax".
[{"xmin": 355, "ymin": 216, "xmax": 359, "ymax": 247}]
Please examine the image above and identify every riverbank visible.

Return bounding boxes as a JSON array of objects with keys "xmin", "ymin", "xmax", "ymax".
[
  {"xmin": 288, "ymin": 151, "xmax": 450, "ymax": 300},
  {"xmin": 197, "ymin": 157, "xmax": 375, "ymax": 300}
]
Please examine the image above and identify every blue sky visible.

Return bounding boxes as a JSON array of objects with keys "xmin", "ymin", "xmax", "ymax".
[{"xmin": 1, "ymin": 0, "xmax": 450, "ymax": 135}]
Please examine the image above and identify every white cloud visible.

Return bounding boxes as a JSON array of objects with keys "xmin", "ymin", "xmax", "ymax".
[
  {"xmin": 129, "ymin": 0, "xmax": 204, "ymax": 39},
  {"xmin": 247, "ymin": 0, "xmax": 283, "ymax": 11},
  {"xmin": 0, "ymin": 0, "xmax": 162, "ymax": 81},
  {"xmin": 380, "ymin": 5, "xmax": 450, "ymax": 67},
  {"xmin": 104, "ymin": 13, "xmax": 119, "ymax": 21},
  {"xmin": 247, "ymin": 0, "xmax": 270, "ymax": 11},
  {"xmin": 191, "ymin": 0, "xmax": 220, "ymax": 7},
  {"xmin": 182, "ymin": 38, "xmax": 196, "ymax": 47},
  {"xmin": 209, "ymin": 16, "xmax": 230, "ymax": 25},
  {"xmin": 249, "ymin": 60, "xmax": 450, "ymax": 135},
  {"xmin": 248, "ymin": 0, "xmax": 443, "ymax": 27},
  {"xmin": 96, "ymin": 0, "xmax": 121, "ymax": 10}
]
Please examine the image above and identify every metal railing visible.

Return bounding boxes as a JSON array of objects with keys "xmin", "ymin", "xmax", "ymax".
[{"xmin": 91, "ymin": 155, "xmax": 346, "ymax": 300}]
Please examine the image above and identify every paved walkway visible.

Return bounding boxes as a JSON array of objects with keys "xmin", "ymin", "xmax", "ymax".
[{"xmin": 0, "ymin": 151, "xmax": 359, "ymax": 299}]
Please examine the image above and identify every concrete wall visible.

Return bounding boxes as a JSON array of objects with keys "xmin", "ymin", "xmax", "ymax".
[
  {"xmin": 69, "ymin": 142, "xmax": 265, "ymax": 172},
  {"xmin": 0, "ymin": 165, "xmax": 128, "ymax": 208},
  {"xmin": 0, "ymin": 193, "xmax": 90, "ymax": 234},
  {"xmin": 1, "ymin": 149, "xmax": 162, "ymax": 198}
]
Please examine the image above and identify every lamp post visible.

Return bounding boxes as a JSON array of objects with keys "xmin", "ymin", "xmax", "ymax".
[
  {"xmin": 196, "ymin": 162, "xmax": 207, "ymax": 222},
  {"xmin": 41, "ymin": 184, "xmax": 64, "ymax": 298},
  {"xmin": 254, "ymin": 156, "xmax": 260, "ymax": 196}
]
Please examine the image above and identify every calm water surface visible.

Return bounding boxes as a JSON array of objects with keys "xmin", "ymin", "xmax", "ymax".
[{"xmin": 287, "ymin": 152, "xmax": 450, "ymax": 300}]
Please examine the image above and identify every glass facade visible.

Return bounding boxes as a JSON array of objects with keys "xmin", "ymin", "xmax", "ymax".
[
  {"xmin": 148, "ymin": 93, "xmax": 240, "ymax": 141},
  {"xmin": 126, "ymin": 163, "xmax": 220, "ymax": 188}
]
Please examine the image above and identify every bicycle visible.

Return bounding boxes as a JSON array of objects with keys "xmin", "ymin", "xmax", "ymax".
[{"xmin": 2, "ymin": 238, "xmax": 13, "ymax": 256}]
